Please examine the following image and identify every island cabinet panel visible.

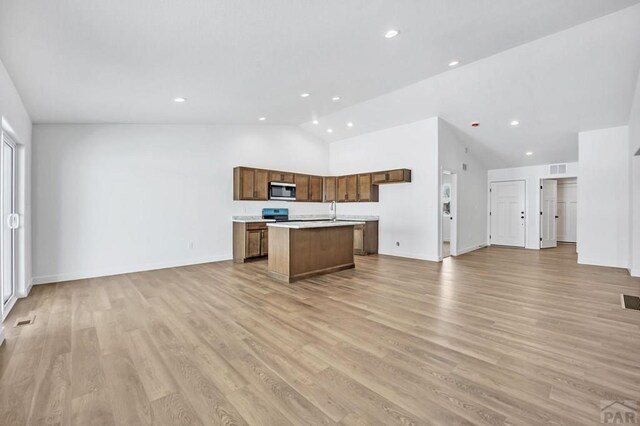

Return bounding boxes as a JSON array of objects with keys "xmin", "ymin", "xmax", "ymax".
[
  {"xmin": 233, "ymin": 167, "xmax": 269, "ymax": 200},
  {"xmin": 357, "ymin": 173, "xmax": 379, "ymax": 202},
  {"xmin": 295, "ymin": 174, "xmax": 310, "ymax": 201},
  {"xmin": 233, "ymin": 222, "xmax": 269, "ymax": 262},
  {"xmin": 309, "ymin": 175, "xmax": 323, "ymax": 202},
  {"xmin": 269, "ymin": 171, "xmax": 295, "ymax": 183},
  {"xmin": 268, "ymin": 225, "xmax": 355, "ymax": 283},
  {"xmin": 372, "ymin": 168, "xmax": 412, "ymax": 184},
  {"xmin": 323, "ymin": 177, "xmax": 337, "ymax": 202}
]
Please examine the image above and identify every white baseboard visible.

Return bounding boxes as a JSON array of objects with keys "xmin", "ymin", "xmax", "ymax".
[
  {"xmin": 377, "ymin": 250, "xmax": 439, "ymax": 262},
  {"xmin": 454, "ymin": 244, "xmax": 487, "ymax": 256},
  {"xmin": 32, "ymin": 254, "xmax": 232, "ymax": 285},
  {"xmin": 630, "ymin": 268, "xmax": 640, "ymax": 278},
  {"xmin": 0, "ymin": 325, "xmax": 5, "ymax": 347},
  {"xmin": 577, "ymin": 256, "xmax": 629, "ymax": 270},
  {"xmin": 18, "ymin": 279, "xmax": 33, "ymax": 298}
]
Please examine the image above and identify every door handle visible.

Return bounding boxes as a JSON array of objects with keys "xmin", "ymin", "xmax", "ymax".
[{"xmin": 7, "ymin": 214, "xmax": 18, "ymax": 229}]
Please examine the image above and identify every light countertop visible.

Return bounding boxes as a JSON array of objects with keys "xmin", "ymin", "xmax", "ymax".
[
  {"xmin": 232, "ymin": 214, "xmax": 378, "ymax": 223},
  {"xmin": 266, "ymin": 220, "xmax": 365, "ymax": 229}
]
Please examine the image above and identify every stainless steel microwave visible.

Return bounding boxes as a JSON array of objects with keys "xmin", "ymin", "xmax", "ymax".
[{"xmin": 269, "ymin": 182, "xmax": 296, "ymax": 201}]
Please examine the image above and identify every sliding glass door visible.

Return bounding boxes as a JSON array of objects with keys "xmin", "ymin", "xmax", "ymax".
[{"xmin": 1, "ymin": 133, "xmax": 17, "ymax": 317}]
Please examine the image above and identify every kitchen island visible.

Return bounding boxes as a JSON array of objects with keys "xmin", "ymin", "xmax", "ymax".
[{"xmin": 266, "ymin": 221, "xmax": 364, "ymax": 282}]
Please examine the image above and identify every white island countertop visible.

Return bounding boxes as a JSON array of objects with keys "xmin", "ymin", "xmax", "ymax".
[
  {"xmin": 232, "ymin": 214, "xmax": 379, "ymax": 223},
  {"xmin": 266, "ymin": 220, "xmax": 364, "ymax": 229}
]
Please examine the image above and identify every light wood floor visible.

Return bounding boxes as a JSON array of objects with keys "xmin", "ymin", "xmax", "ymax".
[{"xmin": 1, "ymin": 244, "xmax": 639, "ymax": 425}]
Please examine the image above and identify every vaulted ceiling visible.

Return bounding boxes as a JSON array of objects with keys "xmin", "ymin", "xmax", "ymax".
[{"xmin": 1, "ymin": 0, "xmax": 639, "ymax": 167}]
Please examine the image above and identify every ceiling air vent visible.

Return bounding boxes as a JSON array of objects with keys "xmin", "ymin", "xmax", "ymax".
[{"xmin": 550, "ymin": 164, "xmax": 567, "ymax": 175}]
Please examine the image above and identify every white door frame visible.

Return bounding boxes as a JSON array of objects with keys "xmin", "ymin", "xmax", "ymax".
[
  {"xmin": 440, "ymin": 169, "xmax": 457, "ymax": 260},
  {"xmin": 1, "ymin": 132, "xmax": 17, "ymax": 320},
  {"xmin": 540, "ymin": 179, "xmax": 558, "ymax": 249},
  {"xmin": 489, "ymin": 179, "xmax": 526, "ymax": 247}
]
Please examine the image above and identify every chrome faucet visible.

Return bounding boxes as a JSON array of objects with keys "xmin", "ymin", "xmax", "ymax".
[{"xmin": 330, "ymin": 201, "xmax": 337, "ymax": 222}]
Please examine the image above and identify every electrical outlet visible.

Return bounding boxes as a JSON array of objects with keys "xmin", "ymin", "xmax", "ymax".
[{"xmin": 396, "ymin": 241, "xmax": 400, "ymax": 247}]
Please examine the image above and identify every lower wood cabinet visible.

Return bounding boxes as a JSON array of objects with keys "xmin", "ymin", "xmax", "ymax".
[
  {"xmin": 354, "ymin": 220, "xmax": 379, "ymax": 255},
  {"xmin": 233, "ymin": 222, "xmax": 269, "ymax": 262}
]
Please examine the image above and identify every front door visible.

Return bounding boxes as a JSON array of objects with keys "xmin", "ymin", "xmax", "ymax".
[{"xmin": 490, "ymin": 180, "xmax": 526, "ymax": 247}]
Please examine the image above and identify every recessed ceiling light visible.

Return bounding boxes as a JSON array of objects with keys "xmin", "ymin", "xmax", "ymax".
[
  {"xmin": 510, "ymin": 120, "xmax": 520, "ymax": 126},
  {"xmin": 173, "ymin": 97, "xmax": 187, "ymax": 103},
  {"xmin": 327, "ymin": 128, "xmax": 333, "ymax": 133},
  {"xmin": 385, "ymin": 29, "xmax": 400, "ymax": 39},
  {"xmin": 258, "ymin": 117, "xmax": 266, "ymax": 121},
  {"xmin": 300, "ymin": 93, "xmax": 310, "ymax": 98},
  {"xmin": 347, "ymin": 122, "xmax": 354, "ymax": 127},
  {"xmin": 526, "ymin": 151, "xmax": 533, "ymax": 156},
  {"xmin": 312, "ymin": 120, "xmax": 319, "ymax": 125},
  {"xmin": 332, "ymin": 96, "xmax": 341, "ymax": 102},
  {"xmin": 448, "ymin": 60, "xmax": 459, "ymax": 67},
  {"xmin": 471, "ymin": 122, "xmax": 479, "ymax": 127}
]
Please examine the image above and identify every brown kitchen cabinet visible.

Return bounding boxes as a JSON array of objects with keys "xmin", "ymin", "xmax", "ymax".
[
  {"xmin": 323, "ymin": 176, "xmax": 337, "ymax": 202},
  {"xmin": 346, "ymin": 175, "xmax": 358, "ymax": 201},
  {"xmin": 371, "ymin": 168, "xmax": 412, "ymax": 184},
  {"xmin": 233, "ymin": 167, "xmax": 269, "ymax": 200},
  {"xmin": 357, "ymin": 173, "xmax": 379, "ymax": 202},
  {"xmin": 336, "ymin": 176, "xmax": 347, "ymax": 202},
  {"xmin": 234, "ymin": 166, "xmax": 411, "ymax": 203},
  {"xmin": 269, "ymin": 171, "xmax": 295, "ymax": 183},
  {"xmin": 295, "ymin": 174, "xmax": 310, "ymax": 201},
  {"xmin": 353, "ymin": 220, "xmax": 379, "ymax": 255},
  {"xmin": 309, "ymin": 175, "xmax": 323, "ymax": 202},
  {"xmin": 233, "ymin": 222, "xmax": 269, "ymax": 262}
]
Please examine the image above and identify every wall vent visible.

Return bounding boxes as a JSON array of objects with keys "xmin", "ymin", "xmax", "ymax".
[{"xmin": 549, "ymin": 164, "xmax": 567, "ymax": 174}]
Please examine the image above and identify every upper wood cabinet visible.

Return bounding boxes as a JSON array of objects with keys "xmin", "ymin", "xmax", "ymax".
[
  {"xmin": 269, "ymin": 171, "xmax": 295, "ymax": 183},
  {"xmin": 309, "ymin": 175, "xmax": 323, "ymax": 202},
  {"xmin": 233, "ymin": 167, "xmax": 269, "ymax": 200},
  {"xmin": 234, "ymin": 166, "xmax": 410, "ymax": 203},
  {"xmin": 336, "ymin": 176, "xmax": 347, "ymax": 202},
  {"xmin": 357, "ymin": 173, "xmax": 379, "ymax": 202},
  {"xmin": 295, "ymin": 174, "xmax": 310, "ymax": 201},
  {"xmin": 294, "ymin": 174, "xmax": 323, "ymax": 202},
  {"xmin": 372, "ymin": 168, "xmax": 412, "ymax": 184},
  {"xmin": 323, "ymin": 177, "xmax": 337, "ymax": 202},
  {"xmin": 346, "ymin": 175, "xmax": 358, "ymax": 202}
]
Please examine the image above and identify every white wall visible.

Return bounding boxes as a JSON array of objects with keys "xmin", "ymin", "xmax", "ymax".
[
  {"xmin": 487, "ymin": 162, "xmax": 578, "ymax": 249},
  {"xmin": 0, "ymin": 58, "xmax": 32, "ymax": 344},
  {"xmin": 629, "ymin": 71, "xmax": 640, "ymax": 277},
  {"xmin": 329, "ymin": 117, "xmax": 440, "ymax": 261},
  {"xmin": 438, "ymin": 119, "xmax": 488, "ymax": 255},
  {"xmin": 32, "ymin": 124, "xmax": 329, "ymax": 284},
  {"xmin": 578, "ymin": 126, "xmax": 630, "ymax": 269}
]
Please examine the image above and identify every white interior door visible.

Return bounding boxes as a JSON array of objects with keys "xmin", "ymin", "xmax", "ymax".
[
  {"xmin": 490, "ymin": 180, "xmax": 526, "ymax": 247},
  {"xmin": 540, "ymin": 179, "xmax": 558, "ymax": 248},
  {"xmin": 1, "ymin": 133, "xmax": 17, "ymax": 316},
  {"xmin": 557, "ymin": 181, "xmax": 577, "ymax": 242}
]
